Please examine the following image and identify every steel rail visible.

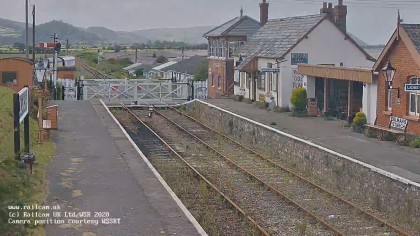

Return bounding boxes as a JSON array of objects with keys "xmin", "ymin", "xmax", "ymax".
[
  {"xmin": 169, "ymin": 107, "xmax": 413, "ymax": 236},
  {"xmin": 120, "ymin": 105, "xmax": 270, "ymax": 236},
  {"xmin": 153, "ymin": 108, "xmax": 345, "ymax": 236},
  {"xmin": 76, "ymin": 58, "xmax": 113, "ymax": 79}
]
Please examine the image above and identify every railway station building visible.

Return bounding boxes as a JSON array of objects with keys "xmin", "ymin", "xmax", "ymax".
[
  {"xmin": 371, "ymin": 22, "xmax": 420, "ymax": 135},
  {"xmin": 235, "ymin": 0, "xmax": 377, "ymax": 123}
]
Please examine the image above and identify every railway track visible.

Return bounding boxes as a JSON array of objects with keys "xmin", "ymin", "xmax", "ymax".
[
  {"xmin": 76, "ymin": 58, "xmax": 115, "ymax": 80},
  {"xmin": 116, "ymin": 105, "xmax": 270, "ymax": 236},
  {"xmin": 147, "ymin": 107, "xmax": 413, "ymax": 236},
  {"xmin": 124, "ymin": 107, "xmax": 332, "ymax": 235}
]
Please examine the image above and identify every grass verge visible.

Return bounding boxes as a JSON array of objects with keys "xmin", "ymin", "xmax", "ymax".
[{"xmin": 0, "ymin": 87, "xmax": 55, "ymax": 236}]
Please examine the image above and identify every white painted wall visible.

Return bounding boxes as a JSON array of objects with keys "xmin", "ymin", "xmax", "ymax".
[
  {"xmin": 363, "ymin": 79, "xmax": 378, "ymax": 124},
  {"xmin": 254, "ymin": 18, "xmax": 375, "ymax": 117}
]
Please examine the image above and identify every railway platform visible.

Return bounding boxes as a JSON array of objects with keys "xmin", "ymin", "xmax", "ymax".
[
  {"xmin": 45, "ymin": 100, "xmax": 204, "ymax": 236},
  {"xmin": 208, "ymin": 98, "xmax": 420, "ymax": 184}
]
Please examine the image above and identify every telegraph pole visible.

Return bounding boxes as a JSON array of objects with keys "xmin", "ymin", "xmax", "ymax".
[
  {"xmin": 51, "ymin": 33, "xmax": 59, "ymax": 100},
  {"xmin": 32, "ymin": 5, "xmax": 35, "ymax": 62},
  {"xmin": 25, "ymin": 0, "xmax": 29, "ymax": 59}
]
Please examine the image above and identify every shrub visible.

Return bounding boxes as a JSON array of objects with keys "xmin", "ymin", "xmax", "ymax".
[
  {"xmin": 409, "ymin": 139, "xmax": 420, "ymax": 148},
  {"xmin": 355, "ymin": 112, "xmax": 366, "ymax": 118},
  {"xmin": 353, "ymin": 112, "xmax": 367, "ymax": 126},
  {"xmin": 290, "ymin": 88, "xmax": 307, "ymax": 112}
]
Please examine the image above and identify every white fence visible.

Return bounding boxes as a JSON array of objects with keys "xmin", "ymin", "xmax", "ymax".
[{"xmin": 81, "ymin": 79, "xmax": 208, "ymax": 104}]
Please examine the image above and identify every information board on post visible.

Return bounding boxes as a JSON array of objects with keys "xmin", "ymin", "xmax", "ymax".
[{"xmin": 18, "ymin": 87, "xmax": 29, "ymax": 123}]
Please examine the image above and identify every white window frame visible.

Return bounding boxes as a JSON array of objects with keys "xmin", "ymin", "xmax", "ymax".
[
  {"xmin": 268, "ymin": 73, "xmax": 273, "ymax": 92},
  {"xmin": 408, "ymin": 77, "xmax": 420, "ymax": 116}
]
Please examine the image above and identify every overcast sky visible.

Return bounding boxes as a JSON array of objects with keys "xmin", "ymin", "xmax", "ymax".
[{"xmin": 1, "ymin": 0, "xmax": 420, "ymax": 45}]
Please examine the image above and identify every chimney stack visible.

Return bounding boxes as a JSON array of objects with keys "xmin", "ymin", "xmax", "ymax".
[
  {"xmin": 334, "ymin": 0, "xmax": 347, "ymax": 32},
  {"xmin": 260, "ymin": 0, "xmax": 269, "ymax": 26},
  {"xmin": 320, "ymin": 2, "xmax": 334, "ymax": 20}
]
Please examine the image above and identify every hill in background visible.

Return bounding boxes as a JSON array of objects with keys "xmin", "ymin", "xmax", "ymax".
[{"xmin": 0, "ymin": 18, "xmax": 213, "ymax": 45}]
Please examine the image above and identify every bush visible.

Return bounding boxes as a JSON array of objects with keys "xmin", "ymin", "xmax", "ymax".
[
  {"xmin": 355, "ymin": 112, "xmax": 366, "ymax": 118},
  {"xmin": 353, "ymin": 112, "xmax": 367, "ymax": 126},
  {"xmin": 409, "ymin": 139, "xmax": 420, "ymax": 148},
  {"xmin": 290, "ymin": 88, "xmax": 307, "ymax": 112}
]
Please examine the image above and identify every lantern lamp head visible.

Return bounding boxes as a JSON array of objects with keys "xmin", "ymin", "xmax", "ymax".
[{"xmin": 382, "ymin": 59, "xmax": 396, "ymax": 87}]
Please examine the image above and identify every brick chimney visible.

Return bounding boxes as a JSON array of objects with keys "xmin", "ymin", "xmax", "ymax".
[
  {"xmin": 260, "ymin": 0, "xmax": 269, "ymax": 26},
  {"xmin": 320, "ymin": 2, "xmax": 334, "ymax": 21},
  {"xmin": 334, "ymin": 0, "xmax": 347, "ymax": 32}
]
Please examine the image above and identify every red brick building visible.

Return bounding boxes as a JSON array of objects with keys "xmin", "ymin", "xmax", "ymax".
[
  {"xmin": 373, "ymin": 23, "xmax": 420, "ymax": 135},
  {"xmin": 0, "ymin": 58, "xmax": 34, "ymax": 92},
  {"xmin": 203, "ymin": 2, "xmax": 264, "ymax": 98}
]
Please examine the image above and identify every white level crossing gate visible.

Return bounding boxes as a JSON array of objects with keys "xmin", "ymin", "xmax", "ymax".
[{"xmin": 81, "ymin": 79, "xmax": 207, "ymax": 104}]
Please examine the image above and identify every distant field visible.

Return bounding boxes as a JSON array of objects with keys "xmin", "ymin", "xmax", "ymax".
[{"xmin": 0, "ymin": 53, "xmax": 51, "ymax": 59}]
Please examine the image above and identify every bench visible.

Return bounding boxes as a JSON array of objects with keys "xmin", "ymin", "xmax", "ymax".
[{"xmin": 365, "ymin": 116, "xmax": 408, "ymax": 144}]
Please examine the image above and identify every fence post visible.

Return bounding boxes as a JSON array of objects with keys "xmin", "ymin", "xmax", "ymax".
[
  {"xmin": 62, "ymin": 86, "xmax": 65, "ymax": 100},
  {"xmin": 13, "ymin": 93, "xmax": 20, "ymax": 160}
]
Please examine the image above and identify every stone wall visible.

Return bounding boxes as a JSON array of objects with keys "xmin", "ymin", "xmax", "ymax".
[{"xmin": 186, "ymin": 100, "xmax": 420, "ymax": 229}]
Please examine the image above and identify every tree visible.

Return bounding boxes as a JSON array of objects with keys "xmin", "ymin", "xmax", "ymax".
[
  {"xmin": 13, "ymin": 42, "xmax": 25, "ymax": 52},
  {"xmin": 155, "ymin": 56, "xmax": 168, "ymax": 64},
  {"xmin": 114, "ymin": 44, "xmax": 121, "ymax": 53},
  {"xmin": 134, "ymin": 68, "xmax": 144, "ymax": 77},
  {"xmin": 193, "ymin": 62, "xmax": 208, "ymax": 81}
]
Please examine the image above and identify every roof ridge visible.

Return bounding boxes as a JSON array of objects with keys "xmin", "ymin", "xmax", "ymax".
[
  {"xmin": 203, "ymin": 17, "xmax": 240, "ymax": 37},
  {"xmin": 269, "ymin": 13, "xmax": 325, "ymax": 22},
  {"xmin": 221, "ymin": 15, "xmax": 258, "ymax": 35}
]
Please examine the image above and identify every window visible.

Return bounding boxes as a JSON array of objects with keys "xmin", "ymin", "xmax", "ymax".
[
  {"xmin": 217, "ymin": 75, "xmax": 222, "ymax": 88},
  {"xmin": 387, "ymin": 89, "xmax": 392, "ymax": 110},
  {"xmin": 2, "ymin": 72, "xmax": 17, "ymax": 85},
  {"xmin": 408, "ymin": 77, "xmax": 420, "ymax": 116},
  {"xmin": 259, "ymin": 73, "xmax": 266, "ymax": 91},
  {"xmin": 211, "ymin": 74, "xmax": 214, "ymax": 86},
  {"xmin": 246, "ymin": 73, "xmax": 250, "ymax": 89},
  {"xmin": 268, "ymin": 73, "xmax": 273, "ymax": 91},
  {"xmin": 240, "ymin": 73, "xmax": 245, "ymax": 88}
]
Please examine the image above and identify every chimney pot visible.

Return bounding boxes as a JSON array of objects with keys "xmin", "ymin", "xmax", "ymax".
[
  {"xmin": 260, "ymin": 0, "xmax": 269, "ymax": 26},
  {"xmin": 323, "ymin": 2, "xmax": 327, "ymax": 8},
  {"xmin": 339, "ymin": 0, "xmax": 343, "ymax": 5},
  {"xmin": 328, "ymin": 3, "xmax": 333, "ymax": 8}
]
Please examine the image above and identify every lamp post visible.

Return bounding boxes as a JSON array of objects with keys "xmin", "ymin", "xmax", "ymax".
[
  {"xmin": 34, "ymin": 58, "xmax": 47, "ymax": 144},
  {"xmin": 382, "ymin": 59, "xmax": 399, "ymax": 99}
]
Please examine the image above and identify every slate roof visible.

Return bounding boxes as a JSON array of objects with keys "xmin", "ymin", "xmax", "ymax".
[
  {"xmin": 161, "ymin": 56, "xmax": 208, "ymax": 75},
  {"xmin": 203, "ymin": 16, "xmax": 261, "ymax": 38},
  {"xmin": 152, "ymin": 61, "xmax": 178, "ymax": 71},
  {"xmin": 239, "ymin": 14, "xmax": 326, "ymax": 60},
  {"xmin": 237, "ymin": 13, "xmax": 375, "ymax": 70},
  {"xmin": 402, "ymin": 24, "xmax": 420, "ymax": 53}
]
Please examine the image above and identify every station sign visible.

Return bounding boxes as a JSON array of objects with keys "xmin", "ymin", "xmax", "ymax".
[
  {"xmin": 405, "ymin": 84, "xmax": 420, "ymax": 92},
  {"xmin": 18, "ymin": 87, "xmax": 29, "ymax": 123},
  {"xmin": 261, "ymin": 68, "xmax": 280, "ymax": 73},
  {"xmin": 291, "ymin": 53, "xmax": 308, "ymax": 65}
]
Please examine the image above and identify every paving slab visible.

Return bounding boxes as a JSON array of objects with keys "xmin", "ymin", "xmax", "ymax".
[
  {"xmin": 45, "ymin": 100, "xmax": 202, "ymax": 236},
  {"xmin": 207, "ymin": 99, "xmax": 420, "ymax": 183}
]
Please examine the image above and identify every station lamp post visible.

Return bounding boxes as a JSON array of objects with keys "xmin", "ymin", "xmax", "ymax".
[
  {"xmin": 34, "ymin": 58, "xmax": 47, "ymax": 89},
  {"xmin": 34, "ymin": 58, "xmax": 48, "ymax": 144},
  {"xmin": 382, "ymin": 59, "xmax": 399, "ymax": 99}
]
